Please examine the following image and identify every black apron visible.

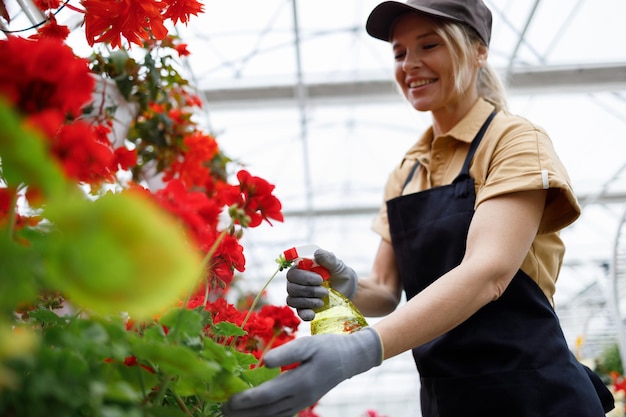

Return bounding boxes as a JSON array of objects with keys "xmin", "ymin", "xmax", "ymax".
[{"xmin": 387, "ymin": 112, "xmax": 613, "ymax": 417}]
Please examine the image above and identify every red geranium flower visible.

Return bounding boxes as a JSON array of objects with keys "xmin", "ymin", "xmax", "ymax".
[
  {"xmin": 81, "ymin": 0, "xmax": 168, "ymax": 48},
  {"xmin": 30, "ymin": 14, "xmax": 70, "ymax": 41},
  {"xmin": 258, "ymin": 305, "xmax": 300, "ymax": 337},
  {"xmin": 205, "ymin": 298, "xmax": 244, "ymax": 328},
  {"xmin": 203, "ymin": 233, "xmax": 246, "ymax": 291},
  {"xmin": 153, "ymin": 179, "xmax": 222, "ymax": 246},
  {"xmin": 226, "ymin": 170, "xmax": 284, "ymax": 227},
  {"xmin": 165, "ymin": 131, "xmax": 220, "ymax": 190},
  {"xmin": 184, "ymin": 94, "xmax": 202, "ymax": 108},
  {"xmin": 0, "ymin": 37, "xmax": 94, "ymax": 117},
  {"xmin": 50, "ymin": 121, "xmax": 116, "ymax": 184},
  {"xmin": 33, "ymin": 0, "xmax": 62, "ymax": 10},
  {"xmin": 113, "ymin": 146, "xmax": 138, "ymax": 171},
  {"xmin": 174, "ymin": 43, "xmax": 191, "ymax": 57},
  {"xmin": 163, "ymin": 0, "xmax": 204, "ymax": 25},
  {"xmin": 24, "ymin": 109, "xmax": 64, "ymax": 140}
]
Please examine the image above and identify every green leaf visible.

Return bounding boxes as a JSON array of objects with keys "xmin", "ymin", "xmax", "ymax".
[
  {"xmin": 0, "ymin": 234, "xmax": 38, "ymax": 311},
  {"xmin": 104, "ymin": 380, "xmax": 142, "ymax": 403},
  {"xmin": 159, "ymin": 308, "xmax": 204, "ymax": 340},
  {"xmin": 241, "ymin": 365, "xmax": 280, "ymax": 387},
  {"xmin": 201, "ymin": 339, "xmax": 241, "ymax": 372},
  {"xmin": 212, "ymin": 321, "xmax": 246, "ymax": 338},
  {"xmin": 131, "ymin": 339, "xmax": 220, "ymax": 380},
  {"xmin": 114, "ymin": 75, "xmax": 135, "ymax": 100},
  {"xmin": 109, "ymin": 49, "xmax": 131, "ymax": 73},
  {"xmin": 171, "ymin": 375, "xmax": 207, "ymax": 396},
  {"xmin": 231, "ymin": 351, "xmax": 258, "ymax": 370},
  {"xmin": 79, "ymin": 320, "xmax": 111, "ymax": 345},
  {"xmin": 104, "ymin": 361, "xmax": 159, "ymax": 398},
  {"xmin": 39, "ymin": 192, "xmax": 203, "ymax": 320},
  {"xmin": 0, "ymin": 99, "xmax": 67, "ymax": 199},
  {"xmin": 28, "ymin": 308, "xmax": 68, "ymax": 327},
  {"xmin": 205, "ymin": 371, "xmax": 250, "ymax": 403},
  {"xmin": 140, "ymin": 324, "xmax": 167, "ymax": 343}
]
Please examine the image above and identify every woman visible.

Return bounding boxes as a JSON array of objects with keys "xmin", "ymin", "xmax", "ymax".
[{"xmin": 223, "ymin": 1, "xmax": 615, "ymax": 416}]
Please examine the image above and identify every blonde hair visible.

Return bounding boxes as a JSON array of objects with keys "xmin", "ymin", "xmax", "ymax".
[{"xmin": 435, "ymin": 22, "xmax": 508, "ymax": 112}]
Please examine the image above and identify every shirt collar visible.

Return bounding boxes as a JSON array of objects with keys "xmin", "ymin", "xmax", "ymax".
[
  {"xmin": 404, "ymin": 98, "xmax": 496, "ymax": 160},
  {"xmin": 446, "ymin": 98, "xmax": 496, "ymax": 144}
]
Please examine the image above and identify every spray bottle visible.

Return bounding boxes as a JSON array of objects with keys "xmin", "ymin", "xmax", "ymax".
[{"xmin": 283, "ymin": 245, "xmax": 368, "ymax": 335}]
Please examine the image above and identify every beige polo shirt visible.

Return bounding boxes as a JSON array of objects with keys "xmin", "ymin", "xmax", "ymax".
[{"xmin": 372, "ymin": 98, "xmax": 581, "ymax": 305}]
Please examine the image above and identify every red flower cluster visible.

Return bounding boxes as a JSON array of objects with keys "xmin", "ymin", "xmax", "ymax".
[
  {"xmin": 32, "ymin": 0, "xmax": 62, "ymax": 10},
  {"xmin": 153, "ymin": 179, "xmax": 221, "ymax": 243},
  {"xmin": 223, "ymin": 170, "xmax": 285, "ymax": 227},
  {"xmin": 0, "ymin": 37, "xmax": 92, "ymax": 117},
  {"xmin": 186, "ymin": 297, "xmax": 300, "ymax": 362},
  {"xmin": 81, "ymin": 0, "xmax": 204, "ymax": 48},
  {"xmin": 29, "ymin": 0, "xmax": 204, "ymax": 49},
  {"xmin": 30, "ymin": 14, "xmax": 70, "ymax": 42},
  {"xmin": 165, "ymin": 131, "xmax": 220, "ymax": 192},
  {"xmin": 0, "ymin": 36, "xmax": 135, "ymax": 189}
]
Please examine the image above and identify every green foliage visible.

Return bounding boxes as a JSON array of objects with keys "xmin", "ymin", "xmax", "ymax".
[
  {"xmin": 596, "ymin": 343, "xmax": 624, "ymax": 377},
  {"xmin": 0, "ymin": 305, "xmax": 277, "ymax": 417}
]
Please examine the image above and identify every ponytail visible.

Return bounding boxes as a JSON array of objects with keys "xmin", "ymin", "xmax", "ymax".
[
  {"xmin": 437, "ymin": 22, "xmax": 509, "ymax": 112},
  {"xmin": 478, "ymin": 63, "xmax": 508, "ymax": 112}
]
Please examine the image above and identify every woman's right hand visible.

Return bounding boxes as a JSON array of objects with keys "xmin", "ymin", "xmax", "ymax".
[{"xmin": 286, "ymin": 249, "xmax": 358, "ymax": 321}]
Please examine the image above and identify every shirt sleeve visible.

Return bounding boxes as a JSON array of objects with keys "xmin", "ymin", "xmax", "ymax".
[{"xmin": 474, "ymin": 121, "xmax": 581, "ymax": 234}]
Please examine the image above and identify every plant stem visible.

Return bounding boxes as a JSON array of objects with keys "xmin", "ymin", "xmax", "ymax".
[
  {"xmin": 228, "ymin": 265, "xmax": 282, "ymax": 348},
  {"xmin": 201, "ymin": 228, "xmax": 229, "ymax": 273},
  {"xmin": 7, "ymin": 187, "xmax": 17, "ymax": 239},
  {"xmin": 174, "ymin": 392, "xmax": 194, "ymax": 417},
  {"xmin": 254, "ymin": 331, "xmax": 279, "ymax": 368},
  {"xmin": 150, "ymin": 376, "xmax": 171, "ymax": 406}
]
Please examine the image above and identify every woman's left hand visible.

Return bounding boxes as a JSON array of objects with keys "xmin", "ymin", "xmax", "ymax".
[{"xmin": 222, "ymin": 327, "xmax": 383, "ymax": 417}]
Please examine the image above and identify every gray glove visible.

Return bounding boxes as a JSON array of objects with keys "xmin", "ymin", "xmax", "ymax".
[
  {"xmin": 286, "ymin": 249, "xmax": 358, "ymax": 321},
  {"xmin": 222, "ymin": 327, "xmax": 383, "ymax": 417}
]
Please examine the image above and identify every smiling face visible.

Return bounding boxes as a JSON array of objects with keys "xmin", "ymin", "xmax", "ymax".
[{"xmin": 390, "ymin": 12, "xmax": 484, "ymax": 126}]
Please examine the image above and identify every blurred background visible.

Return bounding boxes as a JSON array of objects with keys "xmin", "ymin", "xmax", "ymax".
[{"xmin": 5, "ymin": 1, "xmax": 626, "ymax": 415}]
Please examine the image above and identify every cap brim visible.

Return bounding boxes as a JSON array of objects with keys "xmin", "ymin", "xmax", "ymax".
[{"xmin": 366, "ymin": 1, "xmax": 461, "ymax": 42}]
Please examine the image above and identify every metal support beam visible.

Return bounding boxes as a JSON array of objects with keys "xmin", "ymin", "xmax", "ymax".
[
  {"xmin": 281, "ymin": 191, "xmax": 626, "ymax": 219},
  {"xmin": 202, "ymin": 63, "xmax": 626, "ymax": 109}
]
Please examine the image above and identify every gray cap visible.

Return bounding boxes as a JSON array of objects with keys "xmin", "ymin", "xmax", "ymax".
[{"xmin": 366, "ymin": 0, "xmax": 492, "ymax": 46}]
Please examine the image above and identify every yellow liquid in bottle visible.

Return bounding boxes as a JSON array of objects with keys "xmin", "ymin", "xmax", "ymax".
[{"xmin": 310, "ymin": 282, "xmax": 368, "ymax": 335}]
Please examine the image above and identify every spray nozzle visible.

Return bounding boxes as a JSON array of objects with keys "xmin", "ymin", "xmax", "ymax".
[{"xmin": 280, "ymin": 244, "xmax": 330, "ymax": 280}]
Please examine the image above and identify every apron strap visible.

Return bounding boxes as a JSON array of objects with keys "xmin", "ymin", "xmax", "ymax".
[
  {"xmin": 401, "ymin": 160, "xmax": 421, "ymax": 190},
  {"xmin": 456, "ymin": 111, "xmax": 497, "ymax": 179},
  {"xmin": 401, "ymin": 111, "xmax": 497, "ymax": 192}
]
